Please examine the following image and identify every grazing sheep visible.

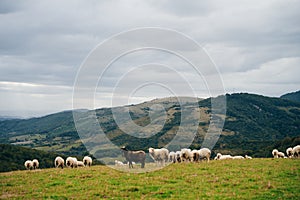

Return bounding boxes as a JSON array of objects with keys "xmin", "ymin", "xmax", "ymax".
[
  {"xmin": 148, "ymin": 147, "xmax": 169, "ymax": 166},
  {"xmin": 175, "ymin": 151, "xmax": 182, "ymax": 163},
  {"xmin": 198, "ymin": 148, "xmax": 211, "ymax": 162},
  {"xmin": 216, "ymin": 153, "xmax": 233, "ymax": 160},
  {"xmin": 233, "ymin": 156, "xmax": 244, "ymax": 159},
  {"xmin": 77, "ymin": 161, "xmax": 85, "ymax": 167},
  {"xmin": 121, "ymin": 146, "xmax": 146, "ymax": 168},
  {"xmin": 277, "ymin": 151, "xmax": 285, "ymax": 158},
  {"xmin": 32, "ymin": 159, "xmax": 39, "ymax": 169},
  {"xmin": 168, "ymin": 151, "xmax": 176, "ymax": 163},
  {"xmin": 191, "ymin": 150, "xmax": 200, "ymax": 162},
  {"xmin": 286, "ymin": 148, "xmax": 293, "ymax": 158},
  {"xmin": 292, "ymin": 145, "xmax": 300, "ymax": 158},
  {"xmin": 115, "ymin": 160, "xmax": 125, "ymax": 166},
  {"xmin": 272, "ymin": 149, "xmax": 279, "ymax": 158},
  {"xmin": 24, "ymin": 160, "xmax": 33, "ymax": 170},
  {"xmin": 66, "ymin": 157, "xmax": 78, "ymax": 168},
  {"xmin": 180, "ymin": 148, "xmax": 192, "ymax": 162},
  {"xmin": 54, "ymin": 156, "xmax": 64, "ymax": 169},
  {"xmin": 245, "ymin": 155, "xmax": 252, "ymax": 159},
  {"xmin": 83, "ymin": 156, "xmax": 92, "ymax": 167}
]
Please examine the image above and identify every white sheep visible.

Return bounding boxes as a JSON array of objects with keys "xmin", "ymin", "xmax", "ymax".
[
  {"xmin": 168, "ymin": 151, "xmax": 176, "ymax": 163},
  {"xmin": 191, "ymin": 150, "xmax": 200, "ymax": 162},
  {"xmin": 233, "ymin": 156, "xmax": 244, "ymax": 159},
  {"xmin": 175, "ymin": 151, "xmax": 182, "ymax": 163},
  {"xmin": 272, "ymin": 149, "xmax": 279, "ymax": 158},
  {"xmin": 66, "ymin": 157, "xmax": 78, "ymax": 168},
  {"xmin": 216, "ymin": 153, "xmax": 233, "ymax": 160},
  {"xmin": 292, "ymin": 145, "xmax": 300, "ymax": 158},
  {"xmin": 245, "ymin": 155, "xmax": 252, "ymax": 159},
  {"xmin": 198, "ymin": 148, "xmax": 211, "ymax": 162},
  {"xmin": 286, "ymin": 147, "xmax": 293, "ymax": 158},
  {"xmin": 115, "ymin": 160, "xmax": 125, "ymax": 166},
  {"xmin": 83, "ymin": 156, "xmax": 92, "ymax": 167},
  {"xmin": 180, "ymin": 148, "xmax": 192, "ymax": 162},
  {"xmin": 54, "ymin": 156, "xmax": 64, "ymax": 168},
  {"xmin": 277, "ymin": 151, "xmax": 285, "ymax": 158},
  {"xmin": 24, "ymin": 160, "xmax": 33, "ymax": 170},
  {"xmin": 32, "ymin": 159, "xmax": 39, "ymax": 169},
  {"xmin": 77, "ymin": 161, "xmax": 85, "ymax": 167},
  {"xmin": 149, "ymin": 147, "xmax": 169, "ymax": 166}
]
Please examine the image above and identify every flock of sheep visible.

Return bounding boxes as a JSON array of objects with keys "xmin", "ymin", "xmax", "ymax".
[
  {"xmin": 24, "ymin": 156, "xmax": 93, "ymax": 170},
  {"xmin": 24, "ymin": 145, "xmax": 300, "ymax": 170},
  {"xmin": 272, "ymin": 145, "xmax": 300, "ymax": 158}
]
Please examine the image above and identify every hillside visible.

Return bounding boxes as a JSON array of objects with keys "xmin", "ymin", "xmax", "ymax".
[
  {"xmin": 0, "ymin": 144, "xmax": 62, "ymax": 172},
  {"xmin": 0, "ymin": 93, "xmax": 300, "ymax": 162},
  {"xmin": 1, "ymin": 159, "xmax": 299, "ymax": 199},
  {"xmin": 281, "ymin": 90, "xmax": 300, "ymax": 103}
]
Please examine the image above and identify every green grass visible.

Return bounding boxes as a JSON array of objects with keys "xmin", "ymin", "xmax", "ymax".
[{"xmin": 1, "ymin": 159, "xmax": 299, "ymax": 199}]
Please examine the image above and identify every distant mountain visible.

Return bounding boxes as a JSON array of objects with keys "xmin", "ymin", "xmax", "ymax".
[
  {"xmin": 0, "ymin": 93, "xmax": 299, "ymax": 160},
  {"xmin": 281, "ymin": 90, "xmax": 300, "ymax": 103},
  {"xmin": 0, "ymin": 115, "xmax": 22, "ymax": 121}
]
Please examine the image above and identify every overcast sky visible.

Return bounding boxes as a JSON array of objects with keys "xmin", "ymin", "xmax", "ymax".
[{"xmin": 0, "ymin": 0, "xmax": 299, "ymax": 117}]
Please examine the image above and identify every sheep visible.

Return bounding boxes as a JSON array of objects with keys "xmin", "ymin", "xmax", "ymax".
[
  {"xmin": 175, "ymin": 151, "xmax": 182, "ymax": 163},
  {"xmin": 66, "ymin": 157, "xmax": 78, "ymax": 168},
  {"xmin": 168, "ymin": 151, "xmax": 176, "ymax": 163},
  {"xmin": 54, "ymin": 156, "xmax": 64, "ymax": 169},
  {"xmin": 286, "ymin": 147, "xmax": 293, "ymax": 158},
  {"xmin": 198, "ymin": 148, "xmax": 211, "ymax": 162},
  {"xmin": 216, "ymin": 153, "xmax": 233, "ymax": 160},
  {"xmin": 292, "ymin": 145, "xmax": 300, "ymax": 158},
  {"xmin": 180, "ymin": 148, "xmax": 192, "ymax": 162},
  {"xmin": 83, "ymin": 156, "xmax": 92, "ymax": 167},
  {"xmin": 277, "ymin": 151, "xmax": 285, "ymax": 158},
  {"xmin": 233, "ymin": 156, "xmax": 244, "ymax": 159},
  {"xmin": 32, "ymin": 159, "xmax": 39, "ymax": 169},
  {"xmin": 245, "ymin": 155, "xmax": 252, "ymax": 159},
  {"xmin": 115, "ymin": 160, "xmax": 125, "ymax": 166},
  {"xmin": 77, "ymin": 161, "xmax": 85, "ymax": 167},
  {"xmin": 148, "ymin": 147, "xmax": 169, "ymax": 166},
  {"xmin": 191, "ymin": 150, "xmax": 200, "ymax": 162},
  {"xmin": 272, "ymin": 149, "xmax": 279, "ymax": 158},
  {"xmin": 24, "ymin": 160, "xmax": 33, "ymax": 170},
  {"xmin": 121, "ymin": 146, "xmax": 146, "ymax": 168}
]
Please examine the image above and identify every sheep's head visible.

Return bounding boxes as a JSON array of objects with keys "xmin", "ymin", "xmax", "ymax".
[{"xmin": 148, "ymin": 148, "xmax": 154, "ymax": 154}]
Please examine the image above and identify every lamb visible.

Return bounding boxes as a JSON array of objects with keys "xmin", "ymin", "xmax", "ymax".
[
  {"xmin": 292, "ymin": 145, "xmax": 300, "ymax": 158},
  {"xmin": 198, "ymin": 148, "xmax": 211, "ymax": 162},
  {"xmin": 168, "ymin": 151, "xmax": 176, "ymax": 163},
  {"xmin": 66, "ymin": 157, "xmax": 78, "ymax": 168},
  {"xmin": 245, "ymin": 155, "xmax": 252, "ymax": 159},
  {"xmin": 121, "ymin": 146, "xmax": 146, "ymax": 168},
  {"xmin": 54, "ymin": 156, "xmax": 64, "ymax": 168},
  {"xmin": 286, "ymin": 147, "xmax": 293, "ymax": 158},
  {"xmin": 32, "ymin": 159, "xmax": 39, "ymax": 169},
  {"xmin": 77, "ymin": 161, "xmax": 85, "ymax": 167},
  {"xmin": 83, "ymin": 156, "xmax": 92, "ymax": 167},
  {"xmin": 233, "ymin": 156, "xmax": 244, "ymax": 159},
  {"xmin": 24, "ymin": 160, "xmax": 33, "ymax": 170},
  {"xmin": 148, "ymin": 147, "xmax": 169, "ymax": 166}
]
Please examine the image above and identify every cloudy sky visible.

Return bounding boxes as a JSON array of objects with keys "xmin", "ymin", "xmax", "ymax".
[{"xmin": 0, "ymin": 0, "xmax": 299, "ymax": 117}]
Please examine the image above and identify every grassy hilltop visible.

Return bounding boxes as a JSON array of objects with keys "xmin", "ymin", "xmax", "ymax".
[{"xmin": 1, "ymin": 159, "xmax": 299, "ymax": 199}]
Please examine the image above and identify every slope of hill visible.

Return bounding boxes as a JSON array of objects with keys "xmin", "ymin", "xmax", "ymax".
[
  {"xmin": 281, "ymin": 90, "xmax": 300, "ymax": 103},
  {"xmin": 0, "ymin": 93, "xmax": 299, "ymax": 160},
  {"xmin": 0, "ymin": 144, "xmax": 62, "ymax": 172}
]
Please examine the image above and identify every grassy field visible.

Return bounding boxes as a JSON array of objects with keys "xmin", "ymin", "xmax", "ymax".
[{"xmin": 1, "ymin": 159, "xmax": 299, "ymax": 199}]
